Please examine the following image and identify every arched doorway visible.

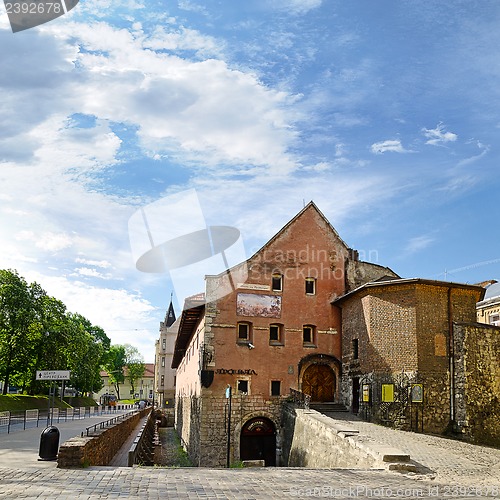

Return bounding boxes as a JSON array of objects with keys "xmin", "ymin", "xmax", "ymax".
[
  {"xmin": 240, "ymin": 417, "xmax": 276, "ymax": 466},
  {"xmin": 302, "ymin": 364, "xmax": 336, "ymax": 402}
]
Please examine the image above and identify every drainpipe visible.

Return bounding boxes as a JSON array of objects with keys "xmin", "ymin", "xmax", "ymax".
[{"xmin": 447, "ymin": 287, "xmax": 455, "ymax": 426}]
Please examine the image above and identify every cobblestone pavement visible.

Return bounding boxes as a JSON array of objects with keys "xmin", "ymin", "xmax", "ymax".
[
  {"xmin": 324, "ymin": 412, "xmax": 500, "ymax": 487},
  {"xmin": 1, "ymin": 466, "xmax": 499, "ymax": 499}
]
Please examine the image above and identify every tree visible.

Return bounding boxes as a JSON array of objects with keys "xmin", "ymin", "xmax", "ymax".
[
  {"xmin": 0, "ymin": 270, "xmax": 37, "ymax": 394},
  {"xmin": 103, "ymin": 345, "xmax": 126, "ymax": 400},
  {"xmin": 124, "ymin": 344, "xmax": 145, "ymax": 396},
  {"xmin": 66, "ymin": 314, "xmax": 110, "ymax": 395}
]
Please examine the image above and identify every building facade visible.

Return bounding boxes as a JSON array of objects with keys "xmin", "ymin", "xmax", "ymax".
[
  {"xmin": 477, "ymin": 281, "xmax": 500, "ymax": 326},
  {"xmin": 154, "ymin": 301, "xmax": 178, "ymax": 409},
  {"xmin": 95, "ymin": 363, "xmax": 155, "ymax": 403},
  {"xmin": 334, "ymin": 279, "xmax": 487, "ymax": 436},
  {"xmin": 172, "ymin": 203, "xmax": 398, "ymax": 466}
]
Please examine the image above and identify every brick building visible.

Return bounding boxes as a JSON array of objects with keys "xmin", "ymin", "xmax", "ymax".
[
  {"xmin": 172, "ymin": 202, "xmax": 397, "ymax": 466},
  {"xmin": 334, "ymin": 279, "xmax": 487, "ymax": 435},
  {"xmin": 171, "ymin": 203, "xmax": 500, "ymax": 465}
]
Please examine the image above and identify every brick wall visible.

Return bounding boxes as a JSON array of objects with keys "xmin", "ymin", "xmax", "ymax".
[{"xmin": 57, "ymin": 409, "xmax": 150, "ymax": 468}]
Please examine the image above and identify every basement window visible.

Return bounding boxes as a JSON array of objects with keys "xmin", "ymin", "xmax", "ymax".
[
  {"xmin": 237, "ymin": 380, "xmax": 249, "ymax": 394},
  {"xmin": 271, "ymin": 380, "xmax": 281, "ymax": 396}
]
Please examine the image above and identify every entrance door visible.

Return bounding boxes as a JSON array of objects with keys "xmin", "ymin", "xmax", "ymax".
[
  {"xmin": 240, "ymin": 417, "xmax": 276, "ymax": 466},
  {"xmin": 301, "ymin": 364, "xmax": 336, "ymax": 402}
]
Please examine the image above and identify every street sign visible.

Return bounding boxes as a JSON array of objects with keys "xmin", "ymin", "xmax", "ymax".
[{"xmin": 36, "ymin": 370, "xmax": 71, "ymax": 380}]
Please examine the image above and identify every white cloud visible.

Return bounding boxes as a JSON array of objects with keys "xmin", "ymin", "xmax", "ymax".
[
  {"xmin": 370, "ymin": 139, "xmax": 409, "ymax": 154},
  {"xmin": 404, "ymin": 235, "xmax": 434, "ymax": 254},
  {"xmin": 422, "ymin": 123, "xmax": 457, "ymax": 146}
]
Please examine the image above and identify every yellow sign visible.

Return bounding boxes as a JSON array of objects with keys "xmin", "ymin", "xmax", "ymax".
[
  {"xmin": 382, "ymin": 384, "xmax": 394, "ymax": 402},
  {"xmin": 362, "ymin": 384, "xmax": 370, "ymax": 402}
]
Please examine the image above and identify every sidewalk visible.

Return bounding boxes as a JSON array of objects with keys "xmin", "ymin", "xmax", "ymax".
[{"xmin": 317, "ymin": 411, "xmax": 500, "ymax": 487}]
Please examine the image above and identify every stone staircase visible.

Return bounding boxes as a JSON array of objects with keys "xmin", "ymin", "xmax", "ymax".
[{"xmin": 310, "ymin": 402, "xmax": 349, "ymax": 413}]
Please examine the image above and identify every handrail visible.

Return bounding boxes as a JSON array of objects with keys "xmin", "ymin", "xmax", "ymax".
[
  {"xmin": 82, "ymin": 410, "xmax": 139, "ymax": 437},
  {"xmin": 127, "ymin": 410, "xmax": 156, "ymax": 466}
]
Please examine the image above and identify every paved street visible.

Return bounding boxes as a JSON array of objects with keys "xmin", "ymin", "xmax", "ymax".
[{"xmin": 0, "ymin": 411, "xmax": 499, "ymax": 499}]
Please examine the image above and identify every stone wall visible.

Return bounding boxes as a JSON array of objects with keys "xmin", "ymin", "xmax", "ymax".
[
  {"xmin": 454, "ymin": 322, "xmax": 500, "ymax": 447},
  {"xmin": 281, "ymin": 404, "xmax": 390, "ymax": 468},
  {"xmin": 176, "ymin": 394, "xmax": 284, "ymax": 467},
  {"xmin": 57, "ymin": 409, "xmax": 150, "ymax": 468}
]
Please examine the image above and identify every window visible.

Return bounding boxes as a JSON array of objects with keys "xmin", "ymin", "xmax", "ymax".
[
  {"xmin": 161, "ymin": 357, "xmax": 165, "ymax": 367},
  {"xmin": 160, "ymin": 375, "xmax": 164, "ymax": 386},
  {"xmin": 305, "ymin": 278, "xmax": 316, "ymax": 295},
  {"xmin": 303, "ymin": 325, "xmax": 315, "ymax": 345},
  {"xmin": 237, "ymin": 380, "xmax": 249, "ymax": 394},
  {"xmin": 162, "ymin": 339, "xmax": 166, "ymax": 350},
  {"xmin": 271, "ymin": 380, "xmax": 281, "ymax": 396},
  {"xmin": 352, "ymin": 339, "xmax": 359, "ymax": 360},
  {"xmin": 489, "ymin": 314, "xmax": 500, "ymax": 326},
  {"xmin": 237, "ymin": 322, "xmax": 251, "ymax": 343},
  {"xmin": 269, "ymin": 323, "xmax": 283, "ymax": 344},
  {"xmin": 272, "ymin": 273, "xmax": 283, "ymax": 291}
]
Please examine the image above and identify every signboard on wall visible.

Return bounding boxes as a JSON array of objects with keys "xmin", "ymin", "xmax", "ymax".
[
  {"xmin": 381, "ymin": 384, "xmax": 394, "ymax": 402},
  {"xmin": 236, "ymin": 293, "xmax": 282, "ymax": 318}
]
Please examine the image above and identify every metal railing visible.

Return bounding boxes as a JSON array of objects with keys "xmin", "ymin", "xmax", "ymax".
[
  {"xmin": 0, "ymin": 405, "xmax": 136, "ymax": 434},
  {"xmin": 289, "ymin": 388, "xmax": 311, "ymax": 409},
  {"xmin": 128, "ymin": 410, "xmax": 156, "ymax": 466},
  {"xmin": 82, "ymin": 410, "xmax": 139, "ymax": 437}
]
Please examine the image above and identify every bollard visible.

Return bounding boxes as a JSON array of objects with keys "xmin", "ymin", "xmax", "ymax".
[{"xmin": 38, "ymin": 425, "xmax": 60, "ymax": 461}]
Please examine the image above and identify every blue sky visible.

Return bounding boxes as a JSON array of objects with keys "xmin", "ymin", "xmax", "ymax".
[{"xmin": 1, "ymin": 1, "xmax": 499, "ymax": 362}]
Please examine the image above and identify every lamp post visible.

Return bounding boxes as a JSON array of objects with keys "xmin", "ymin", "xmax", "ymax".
[{"xmin": 226, "ymin": 384, "xmax": 232, "ymax": 468}]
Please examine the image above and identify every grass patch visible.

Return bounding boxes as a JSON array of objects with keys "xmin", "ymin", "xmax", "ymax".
[{"xmin": 0, "ymin": 395, "xmax": 98, "ymax": 412}]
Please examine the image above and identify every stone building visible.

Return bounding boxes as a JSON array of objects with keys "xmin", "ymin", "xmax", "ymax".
[
  {"xmin": 334, "ymin": 278, "xmax": 486, "ymax": 435},
  {"xmin": 172, "ymin": 202, "xmax": 397, "ymax": 467},
  {"xmin": 154, "ymin": 300, "xmax": 178, "ymax": 408}
]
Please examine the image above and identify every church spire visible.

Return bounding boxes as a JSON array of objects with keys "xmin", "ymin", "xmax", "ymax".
[{"xmin": 165, "ymin": 293, "xmax": 176, "ymax": 327}]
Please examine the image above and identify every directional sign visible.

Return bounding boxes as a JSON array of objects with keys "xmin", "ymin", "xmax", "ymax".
[{"xmin": 36, "ymin": 370, "xmax": 71, "ymax": 380}]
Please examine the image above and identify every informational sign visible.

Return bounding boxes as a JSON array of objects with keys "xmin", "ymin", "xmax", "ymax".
[
  {"xmin": 411, "ymin": 384, "xmax": 424, "ymax": 403},
  {"xmin": 362, "ymin": 384, "xmax": 370, "ymax": 402},
  {"xmin": 36, "ymin": 370, "xmax": 70, "ymax": 380},
  {"xmin": 381, "ymin": 383, "xmax": 394, "ymax": 402}
]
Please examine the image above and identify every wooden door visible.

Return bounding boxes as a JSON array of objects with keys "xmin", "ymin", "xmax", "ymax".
[{"xmin": 302, "ymin": 364, "xmax": 335, "ymax": 402}]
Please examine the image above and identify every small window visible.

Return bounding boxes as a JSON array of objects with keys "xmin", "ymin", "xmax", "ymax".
[
  {"xmin": 490, "ymin": 314, "xmax": 500, "ymax": 326},
  {"xmin": 272, "ymin": 273, "xmax": 283, "ymax": 291},
  {"xmin": 269, "ymin": 324, "xmax": 283, "ymax": 344},
  {"xmin": 237, "ymin": 380, "xmax": 248, "ymax": 394},
  {"xmin": 161, "ymin": 357, "xmax": 165, "ymax": 367},
  {"xmin": 352, "ymin": 339, "xmax": 359, "ymax": 360},
  {"xmin": 162, "ymin": 339, "xmax": 166, "ymax": 350},
  {"xmin": 305, "ymin": 278, "xmax": 316, "ymax": 295},
  {"xmin": 303, "ymin": 325, "xmax": 315, "ymax": 345},
  {"xmin": 237, "ymin": 322, "xmax": 250, "ymax": 342},
  {"xmin": 160, "ymin": 375, "xmax": 165, "ymax": 386},
  {"xmin": 271, "ymin": 380, "xmax": 281, "ymax": 396}
]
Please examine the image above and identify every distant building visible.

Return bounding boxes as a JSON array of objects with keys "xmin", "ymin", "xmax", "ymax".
[
  {"xmin": 95, "ymin": 363, "xmax": 155, "ymax": 403},
  {"xmin": 154, "ymin": 299, "xmax": 178, "ymax": 408},
  {"xmin": 477, "ymin": 281, "xmax": 500, "ymax": 326}
]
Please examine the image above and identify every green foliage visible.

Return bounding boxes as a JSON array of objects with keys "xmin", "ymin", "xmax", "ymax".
[
  {"xmin": 124, "ymin": 344, "xmax": 145, "ymax": 394},
  {"xmin": 103, "ymin": 345, "xmax": 126, "ymax": 400},
  {"xmin": 0, "ymin": 394, "xmax": 71, "ymax": 412},
  {"xmin": 0, "ymin": 269, "xmax": 112, "ymax": 398}
]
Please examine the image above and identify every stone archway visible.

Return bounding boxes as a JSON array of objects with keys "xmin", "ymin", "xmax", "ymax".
[
  {"xmin": 302, "ymin": 364, "xmax": 336, "ymax": 402},
  {"xmin": 240, "ymin": 417, "xmax": 276, "ymax": 466}
]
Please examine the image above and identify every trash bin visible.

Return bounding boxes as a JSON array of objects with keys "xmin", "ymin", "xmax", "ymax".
[{"xmin": 39, "ymin": 425, "xmax": 60, "ymax": 461}]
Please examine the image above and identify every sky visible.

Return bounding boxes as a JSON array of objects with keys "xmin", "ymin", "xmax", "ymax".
[{"xmin": 1, "ymin": 0, "xmax": 500, "ymax": 363}]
